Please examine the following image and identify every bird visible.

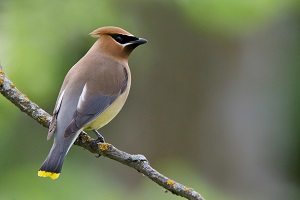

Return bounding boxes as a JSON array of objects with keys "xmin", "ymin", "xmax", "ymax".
[{"xmin": 38, "ymin": 26, "xmax": 147, "ymax": 179}]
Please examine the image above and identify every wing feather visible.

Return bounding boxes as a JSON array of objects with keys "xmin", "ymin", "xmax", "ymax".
[
  {"xmin": 64, "ymin": 71, "xmax": 128, "ymax": 138},
  {"xmin": 47, "ymin": 89, "xmax": 65, "ymax": 140}
]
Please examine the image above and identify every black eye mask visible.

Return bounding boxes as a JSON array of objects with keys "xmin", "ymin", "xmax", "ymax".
[{"xmin": 110, "ymin": 34, "xmax": 139, "ymax": 44}]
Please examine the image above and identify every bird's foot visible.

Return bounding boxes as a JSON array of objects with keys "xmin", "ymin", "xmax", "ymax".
[
  {"xmin": 92, "ymin": 130, "xmax": 105, "ymax": 158},
  {"xmin": 94, "ymin": 130, "xmax": 105, "ymax": 143}
]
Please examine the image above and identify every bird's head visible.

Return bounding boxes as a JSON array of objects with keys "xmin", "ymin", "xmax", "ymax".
[{"xmin": 90, "ymin": 26, "xmax": 147, "ymax": 59}]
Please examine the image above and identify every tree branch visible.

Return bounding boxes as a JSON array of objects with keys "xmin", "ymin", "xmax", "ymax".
[{"xmin": 0, "ymin": 65, "xmax": 204, "ymax": 200}]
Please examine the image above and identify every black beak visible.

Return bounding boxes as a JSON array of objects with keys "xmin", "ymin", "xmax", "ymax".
[{"xmin": 132, "ymin": 38, "xmax": 147, "ymax": 45}]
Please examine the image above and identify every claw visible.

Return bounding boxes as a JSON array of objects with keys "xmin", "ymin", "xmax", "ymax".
[{"xmin": 95, "ymin": 153, "xmax": 101, "ymax": 158}]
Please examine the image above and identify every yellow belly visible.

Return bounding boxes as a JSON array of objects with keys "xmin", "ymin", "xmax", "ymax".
[{"xmin": 83, "ymin": 91, "xmax": 129, "ymax": 130}]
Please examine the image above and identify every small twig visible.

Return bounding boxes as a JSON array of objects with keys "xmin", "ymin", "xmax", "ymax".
[{"xmin": 0, "ymin": 65, "xmax": 204, "ymax": 200}]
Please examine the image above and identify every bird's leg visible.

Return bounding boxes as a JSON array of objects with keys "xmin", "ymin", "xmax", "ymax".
[
  {"xmin": 94, "ymin": 130, "xmax": 105, "ymax": 143},
  {"xmin": 93, "ymin": 130, "xmax": 105, "ymax": 158}
]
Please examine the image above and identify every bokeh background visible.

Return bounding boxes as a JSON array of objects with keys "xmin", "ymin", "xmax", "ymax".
[{"xmin": 1, "ymin": 0, "xmax": 300, "ymax": 199}]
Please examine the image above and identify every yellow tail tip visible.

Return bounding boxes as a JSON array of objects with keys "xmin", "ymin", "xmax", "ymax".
[{"xmin": 38, "ymin": 170, "xmax": 60, "ymax": 180}]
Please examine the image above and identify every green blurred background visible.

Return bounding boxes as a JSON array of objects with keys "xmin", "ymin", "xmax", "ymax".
[{"xmin": 1, "ymin": 0, "xmax": 300, "ymax": 199}]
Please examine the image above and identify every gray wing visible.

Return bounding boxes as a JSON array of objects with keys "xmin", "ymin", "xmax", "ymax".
[
  {"xmin": 64, "ymin": 76, "xmax": 128, "ymax": 138},
  {"xmin": 47, "ymin": 89, "xmax": 65, "ymax": 140}
]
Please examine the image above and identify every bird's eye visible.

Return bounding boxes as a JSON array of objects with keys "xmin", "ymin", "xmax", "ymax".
[
  {"xmin": 115, "ymin": 36, "xmax": 123, "ymax": 43},
  {"xmin": 111, "ymin": 34, "xmax": 124, "ymax": 44}
]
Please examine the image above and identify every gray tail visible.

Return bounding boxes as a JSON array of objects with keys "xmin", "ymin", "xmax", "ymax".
[{"xmin": 38, "ymin": 145, "xmax": 66, "ymax": 179}]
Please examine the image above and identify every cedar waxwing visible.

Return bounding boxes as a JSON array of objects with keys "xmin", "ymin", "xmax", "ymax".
[{"xmin": 38, "ymin": 26, "xmax": 147, "ymax": 179}]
